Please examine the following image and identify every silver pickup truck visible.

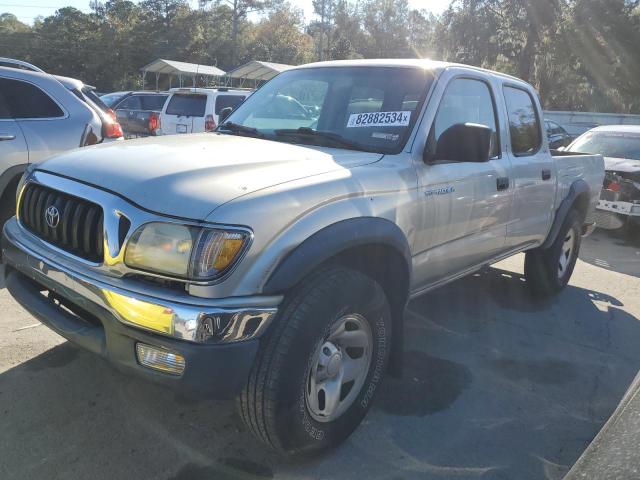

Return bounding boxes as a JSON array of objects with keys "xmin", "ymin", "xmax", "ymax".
[{"xmin": 1, "ymin": 59, "xmax": 604, "ymax": 454}]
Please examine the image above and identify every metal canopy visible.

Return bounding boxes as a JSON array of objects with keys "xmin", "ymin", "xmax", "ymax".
[
  {"xmin": 141, "ymin": 59, "xmax": 225, "ymax": 77},
  {"xmin": 140, "ymin": 59, "xmax": 226, "ymax": 89},
  {"xmin": 226, "ymin": 61, "xmax": 293, "ymax": 83}
]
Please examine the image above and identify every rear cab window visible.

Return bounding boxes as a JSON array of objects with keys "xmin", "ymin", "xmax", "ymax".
[
  {"xmin": 165, "ymin": 94, "xmax": 207, "ymax": 117},
  {"xmin": 503, "ymin": 85, "xmax": 542, "ymax": 156},
  {"xmin": 0, "ymin": 78, "xmax": 64, "ymax": 119}
]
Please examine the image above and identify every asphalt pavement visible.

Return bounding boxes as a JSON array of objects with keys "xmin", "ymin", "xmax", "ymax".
[{"xmin": 1, "ymin": 229, "xmax": 639, "ymax": 480}]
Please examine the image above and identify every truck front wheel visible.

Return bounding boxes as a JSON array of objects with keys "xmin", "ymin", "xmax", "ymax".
[
  {"xmin": 524, "ymin": 209, "xmax": 582, "ymax": 296},
  {"xmin": 237, "ymin": 266, "xmax": 391, "ymax": 454}
]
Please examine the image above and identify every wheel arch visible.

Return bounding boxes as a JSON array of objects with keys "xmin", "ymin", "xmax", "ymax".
[
  {"xmin": 0, "ymin": 164, "xmax": 27, "ymax": 201},
  {"xmin": 541, "ymin": 178, "xmax": 591, "ymax": 250},
  {"xmin": 263, "ymin": 217, "xmax": 412, "ymax": 376}
]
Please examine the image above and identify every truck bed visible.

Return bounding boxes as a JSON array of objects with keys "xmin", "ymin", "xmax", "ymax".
[{"xmin": 552, "ymin": 150, "xmax": 605, "ymax": 224}]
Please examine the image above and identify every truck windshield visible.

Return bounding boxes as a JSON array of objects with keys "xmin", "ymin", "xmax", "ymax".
[
  {"xmin": 569, "ymin": 131, "xmax": 640, "ymax": 161},
  {"xmin": 220, "ymin": 66, "xmax": 434, "ymax": 154}
]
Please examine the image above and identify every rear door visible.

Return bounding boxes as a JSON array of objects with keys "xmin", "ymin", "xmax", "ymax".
[
  {"xmin": 503, "ymin": 84, "xmax": 556, "ymax": 248},
  {"xmin": 162, "ymin": 93, "xmax": 207, "ymax": 134},
  {"xmin": 0, "ymin": 87, "xmax": 28, "ymax": 171}
]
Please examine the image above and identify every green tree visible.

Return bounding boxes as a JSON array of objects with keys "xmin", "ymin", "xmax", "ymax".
[{"xmin": 245, "ymin": 4, "xmax": 314, "ymax": 64}]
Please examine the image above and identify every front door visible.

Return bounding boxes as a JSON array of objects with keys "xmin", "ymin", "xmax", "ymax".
[{"xmin": 412, "ymin": 75, "xmax": 513, "ymax": 291}]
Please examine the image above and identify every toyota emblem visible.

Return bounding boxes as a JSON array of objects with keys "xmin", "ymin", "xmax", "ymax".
[{"xmin": 45, "ymin": 205, "xmax": 60, "ymax": 229}]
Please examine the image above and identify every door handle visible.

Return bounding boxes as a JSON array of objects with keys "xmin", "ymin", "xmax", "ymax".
[
  {"xmin": 542, "ymin": 169, "xmax": 552, "ymax": 180},
  {"xmin": 0, "ymin": 134, "xmax": 16, "ymax": 141},
  {"xmin": 496, "ymin": 177, "xmax": 509, "ymax": 191}
]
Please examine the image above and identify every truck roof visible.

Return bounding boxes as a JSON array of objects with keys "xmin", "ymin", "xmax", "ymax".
[{"xmin": 296, "ymin": 58, "xmax": 525, "ymax": 83}]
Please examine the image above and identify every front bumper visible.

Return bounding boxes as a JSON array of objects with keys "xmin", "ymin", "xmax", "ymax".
[{"xmin": 1, "ymin": 219, "xmax": 279, "ymax": 399}]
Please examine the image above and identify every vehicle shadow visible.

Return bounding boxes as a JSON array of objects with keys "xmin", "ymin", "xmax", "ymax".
[
  {"xmin": 580, "ymin": 228, "xmax": 640, "ymax": 278},
  {"xmin": 1, "ymin": 266, "xmax": 639, "ymax": 480}
]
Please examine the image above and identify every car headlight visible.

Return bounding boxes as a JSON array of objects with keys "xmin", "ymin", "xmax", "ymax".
[
  {"xmin": 124, "ymin": 222, "xmax": 250, "ymax": 281},
  {"xmin": 15, "ymin": 166, "xmax": 35, "ymax": 213}
]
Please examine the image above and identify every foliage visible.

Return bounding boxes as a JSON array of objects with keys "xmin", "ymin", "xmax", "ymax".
[{"xmin": 1, "ymin": 0, "xmax": 639, "ymax": 113}]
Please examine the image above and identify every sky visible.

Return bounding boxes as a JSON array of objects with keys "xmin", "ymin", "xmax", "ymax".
[{"xmin": 0, "ymin": 0, "xmax": 451, "ymax": 25}]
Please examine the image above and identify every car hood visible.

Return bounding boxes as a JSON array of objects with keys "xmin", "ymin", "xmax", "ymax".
[
  {"xmin": 604, "ymin": 157, "xmax": 640, "ymax": 174},
  {"xmin": 38, "ymin": 133, "xmax": 383, "ymax": 220}
]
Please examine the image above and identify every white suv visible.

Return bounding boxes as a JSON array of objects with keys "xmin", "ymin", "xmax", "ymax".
[{"xmin": 158, "ymin": 87, "xmax": 249, "ymax": 135}]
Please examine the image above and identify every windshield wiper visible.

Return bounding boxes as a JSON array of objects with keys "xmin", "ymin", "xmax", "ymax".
[
  {"xmin": 217, "ymin": 122, "xmax": 265, "ymax": 139},
  {"xmin": 274, "ymin": 127, "xmax": 371, "ymax": 152}
]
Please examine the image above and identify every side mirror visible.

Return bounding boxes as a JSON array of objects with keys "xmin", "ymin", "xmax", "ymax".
[
  {"xmin": 425, "ymin": 123, "xmax": 492, "ymax": 163},
  {"xmin": 218, "ymin": 107, "xmax": 233, "ymax": 125}
]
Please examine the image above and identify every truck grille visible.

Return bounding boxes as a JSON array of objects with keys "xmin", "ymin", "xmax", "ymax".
[{"xmin": 19, "ymin": 183, "xmax": 104, "ymax": 263}]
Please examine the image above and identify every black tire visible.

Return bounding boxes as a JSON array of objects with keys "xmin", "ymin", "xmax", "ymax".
[
  {"xmin": 237, "ymin": 266, "xmax": 391, "ymax": 454},
  {"xmin": 524, "ymin": 209, "xmax": 582, "ymax": 296},
  {"xmin": 0, "ymin": 183, "xmax": 17, "ymax": 230}
]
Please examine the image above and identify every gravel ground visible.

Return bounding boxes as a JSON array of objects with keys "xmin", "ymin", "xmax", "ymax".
[{"xmin": 0, "ymin": 229, "xmax": 639, "ymax": 480}]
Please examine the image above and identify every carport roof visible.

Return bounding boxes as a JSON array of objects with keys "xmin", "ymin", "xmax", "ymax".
[
  {"xmin": 140, "ymin": 59, "xmax": 226, "ymax": 77},
  {"xmin": 226, "ymin": 61, "xmax": 293, "ymax": 81}
]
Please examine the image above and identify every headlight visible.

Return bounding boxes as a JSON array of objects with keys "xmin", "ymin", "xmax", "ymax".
[
  {"xmin": 124, "ymin": 222, "xmax": 250, "ymax": 280},
  {"xmin": 15, "ymin": 166, "xmax": 34, "ymax": 212}
]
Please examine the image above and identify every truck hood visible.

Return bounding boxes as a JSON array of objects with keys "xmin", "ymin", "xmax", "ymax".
[
  {"xmin": 37, "ymin": 133, "xmax": 383, "ymax": 220},
  {"xmin": 604, "ymin": 157, "xmax": 640, "ymax": 174}
]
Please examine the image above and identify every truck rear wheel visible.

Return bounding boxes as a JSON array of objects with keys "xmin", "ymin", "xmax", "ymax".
[
  {"xmin": 524, "ymin": 209, "xmax": 582, "ymax": 296},
  {"xmin": 237, "ymin": 266, "xmax": 391, "ymax": 454}
]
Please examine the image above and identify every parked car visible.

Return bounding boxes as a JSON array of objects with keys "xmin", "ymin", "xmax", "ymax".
[
  {"xmin": 545, "ymin": 119, "xmax": 572, "ymax": 149},
  {"xmin": 1, "ymin": 59, "xmax": 604, "ymax": 455},
  {"xmin": 100, "ymin": 91, "xmax": 169, "ymax": 138},
  {"xmin": 566, "ymin": 125, "xmax": 640, "ymax": 232},
  {"xmin": 564, "ymin": 121, "xmax": 600, "ymax": 140},
  {"xmin": 158, "ymin": 87, "xmax": 249, "ymax": 135},
  {"xmin": 0, "ymin": 57, "xmax": 123, "ymax": 229}
]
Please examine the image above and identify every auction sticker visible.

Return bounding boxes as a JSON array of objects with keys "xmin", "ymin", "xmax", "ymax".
[{"xmin": 347, "ymin": 111, "xmax": 411, "ymax": 128}]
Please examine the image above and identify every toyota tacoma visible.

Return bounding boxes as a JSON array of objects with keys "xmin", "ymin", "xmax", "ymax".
[{"xmin": 1, "ymin": 60, "xmax": 604, "ymax": 454}]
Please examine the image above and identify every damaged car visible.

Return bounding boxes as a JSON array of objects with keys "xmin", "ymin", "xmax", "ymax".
[{"xmin": 567, "ymin": 125, "xmax": 640, "ymax": 234}]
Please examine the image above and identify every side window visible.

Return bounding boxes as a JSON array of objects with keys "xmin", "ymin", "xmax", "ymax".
[
  {"xmin": 431, "ymin": 78, "xmax": 500, "ymax": 159},
  {"xmin": 503, "ymin": 86, "xmax": 542, "ymax": 156},
  {"xmin": 117, "ymin": 96, "xmax": 142, "ymax": 110},
  {"xmin": 141, "ymin": 95, "xmax": 168, "ymax": 111},
  {"xmin": 0, "ymin": 89, "xmax": 11, "ymax": 119},
  {"xmin": 0, "ymin": 78, "xmax": 64, "ymax": 119},
  {"xmin": 215, "ymin": 95, "xmax": 246, "ymax": 115}
]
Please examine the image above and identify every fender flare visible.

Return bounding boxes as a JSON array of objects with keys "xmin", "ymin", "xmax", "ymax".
[
  {"xmin": 263, "ymin": 216, "xmax": 412, "ymax": 294},
  {"xmin": 0, "ymin": 164, "xmax": 27, "ymax": 200},
  {"xmin": 263, "ymin": 217, "xmax": 412, "ymax": 377},
  {"xmin": 541, "ymin": 178, "xmax": 591, "ymax": 250}
]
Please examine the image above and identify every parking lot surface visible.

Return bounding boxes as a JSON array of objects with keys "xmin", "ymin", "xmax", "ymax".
[{"xmin": 1, "ymin": 230, "xmax": 639, "ymax": 480}]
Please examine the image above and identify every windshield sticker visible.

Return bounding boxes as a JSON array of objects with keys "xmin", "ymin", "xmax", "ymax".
[
  {"xmin": 372, "ymin": 132, "xmax": 400, "ymax": 141},
  {"xmin": 347, "ymin": 111, "xmax": 412, "ymax": 128}
]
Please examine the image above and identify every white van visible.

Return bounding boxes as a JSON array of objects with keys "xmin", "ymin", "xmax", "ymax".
[{"xmin": 158, "ymin": 87, "xmax": 249, "ymax": 135}]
